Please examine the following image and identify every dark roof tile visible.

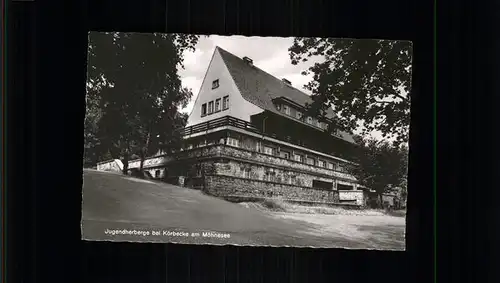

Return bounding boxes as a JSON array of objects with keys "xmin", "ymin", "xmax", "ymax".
[{"xmin": 217, "ymin": 46, "xmax": 355, "ymax": 144}]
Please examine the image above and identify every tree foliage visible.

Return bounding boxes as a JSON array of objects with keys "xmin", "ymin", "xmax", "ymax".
[
  {"xmin": 289, "ymin": 38, "xmax": 413, "ymax": 144},
  {"xmin": 83, "ymin": 86, "xmax": 103, "ymax": 167},
  {"xmin": 349, "ymin": 135, "xmax": 409, "ymax": 202},
  {"xmin": 85, "ymin": 32, "xmax": 200, "ymax": 171}
]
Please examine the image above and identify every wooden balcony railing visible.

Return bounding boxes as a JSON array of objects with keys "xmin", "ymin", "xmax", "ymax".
[
  {"xmin": 179, "ymin": 116, "xmax": 261, "ymax": 136},
  {"xmin": 178, "ymin": 116, "xmax": 355, "ymax": 161}
]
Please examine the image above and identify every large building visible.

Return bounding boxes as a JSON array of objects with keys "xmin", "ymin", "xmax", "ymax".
[{"xmin": 97, "ymin": 47, "xmax": 369, "ymax": 206}]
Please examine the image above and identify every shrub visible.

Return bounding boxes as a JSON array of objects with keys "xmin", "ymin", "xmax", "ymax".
[{"xmin": 261, "ymin": 198, "xmax": 287, "ymax": 212}]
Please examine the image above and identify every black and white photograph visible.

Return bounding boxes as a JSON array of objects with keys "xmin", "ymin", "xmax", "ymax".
[{"xmin": 82, "ymin": 33, "xmax": 412, "ymax": 250}]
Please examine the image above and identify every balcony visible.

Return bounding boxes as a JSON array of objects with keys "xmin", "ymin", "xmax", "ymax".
[
  {"xmin": 179, "ymin": 116, "xmax": 355, "ymax": 161},
  {"xmin": 180, "ymin": 116, "xmax": 260, "ymax": 136}
]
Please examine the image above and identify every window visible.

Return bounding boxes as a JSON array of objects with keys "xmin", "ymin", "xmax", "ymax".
[
  {"xmin": 227, "ymin": 137, "xmax": 239, "ymax": 147},
  {"xmin": 215, "ymin": 98, "xmax": 221, "ymax": 112},
  {"xmin": 201, "ymin": 103, "xmax": 207, "ymax": 116},
  {"xmin": 307, "ymin": 117, "xmax": 313, "ymax": 124},
  {"xmin": 291, "ymin": 175, "xmax": 296, "ymax": 184},
  {"xmin": 265, "ymin": 171, "xmax": 274, "ymax": 181},
  {"xmin": 263, "ymin": 146, "xmax": 274, "ymax": 155},
  {"xmin": 284, "ymin": 175, "xmax": 290, "ymax": 184},
  {"xmin": 263, "ymin": 172, "xmax": 271, "ymax": 181},
  {"xmin": 269, "ymin": 172, "xmax": 277, "ymax": 182},
  {"xmin": 280, "ymin": 151, "xmax": 290, "ymax": 159},
  {"xmin": 256, "ymin": 141, "xmax": 262, "ymax": 152},
  {"xmin": 294, "ymin": 154, "xmax": 303, "ymax": 162},
  {"xmin": 338, "ymin": 164, "xmax": 348, "ymax": 173},
  {"xmin": 240, "ymin": 167, "xmax": 249, "ymax": 177},
  {"xmin": 212, "ymin": 79, "xmax": 219, "ymax": 89},
  {"xmin": 318, "ymin": 160, "xmax": 326, "ymax": 167},
  {"xmin": 296, "ymin": 112, "xmax": 303, "ymax": 119},
  {"xmin": 283, "ymin": 105, "xmax": 290, "ymax": 115},
  {"xmin": 264, "ymin": 171, "xmax": 276, "ymax": 182},
  {"xmin": 223, "ymin": 96, "xmax": 229, "ymax": 110},
  {"xmin": 208, "ymin": 101, "xmax": 214, "ymax": 114},
  {"xmin": 313, "ymin": 180, "xmax": 333, "ymax": 190},
  {"xmin": 316, "ymin": 120, "xmax": 322, "ymax": 128},
  {"xmin": 306, "ymin": 157, "xmax": 315, "ymax": 165},
  {"xmin": 338, "ymin": 184, "xmax": 354, "ymax": 191},
  {"xmin": 331, "ymin": 162, "xmax": 338, "ymax": 171},
  {"xmin": 155, "ymin": 170, "xmax": 161, "ymax": 178},
  {"xmin": 327, "ymin": 162, "xmax": 334, "ymax": 170}
]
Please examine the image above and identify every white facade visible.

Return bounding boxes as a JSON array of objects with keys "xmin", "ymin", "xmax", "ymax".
[{"xmin": 186, "ymin": 47, "xmax": 264, "ymax": 127}]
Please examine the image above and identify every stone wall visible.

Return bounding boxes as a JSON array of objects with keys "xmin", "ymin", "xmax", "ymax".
[
  {"xmin": 204, "ymin": 175, "xmax": 339, "ymax": 203},
  {"xmin": 177, "ymin": 145, "xmax": 357, "ymax": 183},
  {"xmin": 96, "ymin": 159, "xmax": 123, "ymax": 172},
  {"xmin": 128, "ymin": 155, "xmax": 173, "ymax": 169},
  {"xmin": 176, "ymin": 145, "xmax": 221, "ymax": 160},
  {"xmin": 222, "ymin": 145, "xmax": 356, "ymax": 181},
  {"xmin": 97, "ymin": 156, "xmax": 172, "ymax": 173},
  {"xmin": 138, "ymin": 144, "xmax": 363, "ymax": 205},
  {"xmin": 165, "ymin": 144, "xmax": 362, "ymax": 205},
  {"xmin": 339, "ymin": 190, "xmax": 366, "ymax": 206},
  {"xmin": 211, "ymin": 160, "xmax": 334, "ymax": 188}
]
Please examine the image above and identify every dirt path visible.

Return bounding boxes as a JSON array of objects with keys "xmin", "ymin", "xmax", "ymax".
[{"xmin": 269, "ymin": 213, "xmax": 406, "ymax": 250}]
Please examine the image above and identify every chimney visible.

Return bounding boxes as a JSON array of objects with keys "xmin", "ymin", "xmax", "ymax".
[
  {"xmin": 282, "ymin": 78, "xmax": 291, "ymax": 86},
  {"xmin": 243, "ymin": 56, "xmax": 253, "ymax": 65}
]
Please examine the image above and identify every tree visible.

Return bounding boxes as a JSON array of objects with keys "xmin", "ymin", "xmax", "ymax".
[
  {"xmin": 288, "ymin": 38, "xmax": 413, "ymax": 145},
  {"xmin": 83, "ymin": 86, "xmax": 102, "ymax": 167},
  {"xmin": 349, "ymin": 135, "xmax": 409, "ymax": 207},
  {"xmin": 85, "ymin": 32, "xmax": 200, "ymax": 173},
  {"xmin": 83, "ymin": 79, "xmax": 110, "ymax": 167}
]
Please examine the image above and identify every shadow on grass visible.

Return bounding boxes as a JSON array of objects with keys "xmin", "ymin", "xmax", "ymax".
[{"xmin": 356, "ymin": 224, "xmax": 406, "ymax": 250}]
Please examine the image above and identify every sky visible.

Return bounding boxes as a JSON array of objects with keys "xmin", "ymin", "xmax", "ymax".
[{"xmin": 176, "ymin": 35, "xmax": 395, "ymax": 141}]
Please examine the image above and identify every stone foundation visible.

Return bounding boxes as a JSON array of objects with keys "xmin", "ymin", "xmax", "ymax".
[
  {"xmin": 204, "ymin": 175, "xmax": 340, "ymax": 203},
  {"xmin": 175, "ymin": 145, "xmax": 357, "ymax": 182},
  {"xmin": 101, "ymin": 144, "xmax": 368, "ymax": 207},
  {"xmin": 210, "ymin": 160, "xmax": 335, "ymax": 188}
]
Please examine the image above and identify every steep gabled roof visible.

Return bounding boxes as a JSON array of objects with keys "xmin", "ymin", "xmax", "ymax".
[{"xmin": 217, "ymin": 46, "xmax": 355, "ymax": 144}]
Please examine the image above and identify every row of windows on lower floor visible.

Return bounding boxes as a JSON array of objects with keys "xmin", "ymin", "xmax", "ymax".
[
  {"xmin": 238, "ymin": 168, "xmax": 303, "ymax": 185},
  {"xmin": 181, "ymin": 137, "xmax": 350, "ymax": 173}
]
